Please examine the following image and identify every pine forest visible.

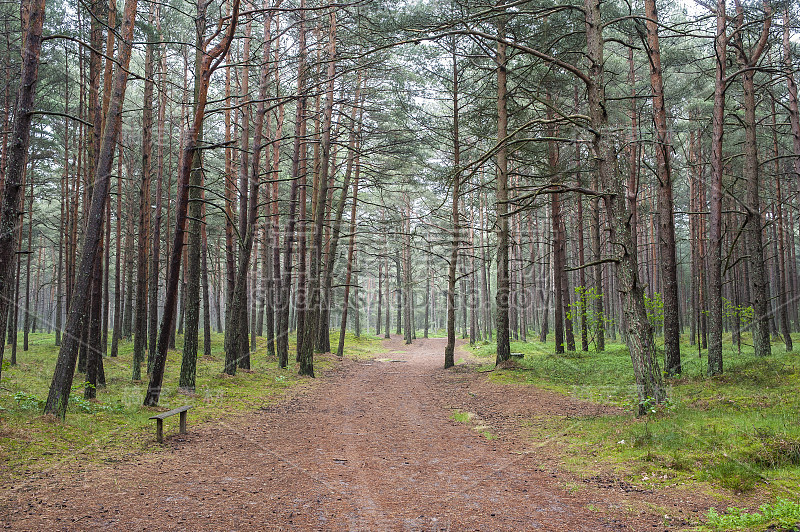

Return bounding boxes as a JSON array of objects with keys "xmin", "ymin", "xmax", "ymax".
[{"xmin": 1, "ymin": 0, "xmax": 800, "ymax": 528}]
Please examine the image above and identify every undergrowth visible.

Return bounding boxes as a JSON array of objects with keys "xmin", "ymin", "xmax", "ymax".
[
  {"xmin": 701, "ymin": 499, "xmax": 800, "ymax": 531},
  {"xmin": 469, "ymin": 333, "xmax": 800, "ymax": 500}
]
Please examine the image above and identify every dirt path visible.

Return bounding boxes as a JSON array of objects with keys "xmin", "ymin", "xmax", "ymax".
[{"xmin": 3, "ymin": 337, "xmax": 713, "ymax": 530}]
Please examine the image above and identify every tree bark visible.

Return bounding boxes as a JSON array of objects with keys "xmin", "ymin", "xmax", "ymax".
[
  {"xmin": 317, "ymin": 73, "xmax": 362, "ymax": 354},
  {"xmin": 707, "ymin": 0, "xmax": 727, "ymax": 375},
  {"xmin": 133, "ymin": 8, "xmax": 155, "ymax": 380},
  {"xmin": 277, "ymin": 0, "xmax": 307, "ymax": 368},
  {"xmin": 445, "ymin": 39, "xmax": 461, "ymax": 369},
  {"xmin": 144, "ymin": 0, "xmax": 240, "ymax": 406},
  {"xmin": 44, "ymin": 0, "xmax": 138, "ymax": 418},
  {"xmin": 149, "ymin": 30, "xmax": 167, "ymax": 369},
  {"xmin": 585, "ymin": 0, "xmax": 664, "ymax": 411},
  {"xmin": 336, "ymin": 157, "xmax": 360, "ymax": 357},
  {"xmin": 644, "ymin": 0, "xmax": 681, "ymax": 375},
  {"xmin": 494, "ymin": 6, "xmax": 511, "ymax": 365},
  {"xmin": 181, "ymin": 0, "xmax": 207, "ymax": 389},
  {"xmin": 0, "ymin": 0, "xmax": 46, "ymax": 381},
  {"xmin": 298, "ymin": 8, "xmax": 336, "ymax": 376},
  {"xmin": 733, "ymin": 0, "xmax": 771, "ymax": 358},
  {"xmin": 225, "ymin": 1, "xmax": 271, "ymax": 374}
]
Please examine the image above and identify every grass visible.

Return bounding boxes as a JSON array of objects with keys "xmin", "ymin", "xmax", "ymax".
[
  {"xmin": 468, "ymin": 332, "xmax": 800, "ymax": 502},
  {"xmin": 702, "ymin": 499, "xmax": 800, "ymax": 531},
  {"xmin": 450, "ymin": 410, "xmax": 473, "ymax": 423},
  {"xmin": 449, "ymin": 409, "xmax": 496, "ymax": 440},
  {"xmin": 0, "ymin": 330, "xmax": 385, "ymax": 481}
]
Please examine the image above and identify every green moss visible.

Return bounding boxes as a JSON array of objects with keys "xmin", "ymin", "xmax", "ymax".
[{"xmin": 467, "ymin": 334, "xmax": 800, "ymax": 497}]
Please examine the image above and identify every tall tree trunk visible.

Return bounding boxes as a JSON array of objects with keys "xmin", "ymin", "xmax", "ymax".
[
  {"xmin": 317, "ymin": 74, "xmax": 362, "ymax": 354},
  {"xmin": 181, "ymin": 0, "xmax": 207, "ymax": 389},
  {"xmin": 336, "ymin": 158, "xmax": 360, "ymax": 357},
  {"xmin": 270, "ymin": 65, "xmax": 285, "ymax": 360},
  {"xmin": 445, "ymin": 39, "xmax": 461, "ymax": 369},
  {"xmin": 644, "ymin": 0, "xmax": 680, "ymax": 375},
  {"xmin": 494, "ymin": 7, "xmax": 511, "ymax": 365},
  {"xmin": 395, "ymin": 247, "xmax": 402, "ymax": 335},
  {"xmin": 733, "ymin": 0, "xmax": 772, "ymax": 358},
  {"xmin": 201, "ymin": 200, "xmax": 212, "ymax": 359},
  {"xmin": 585, "ymin": 0, "xmax": 664, "ymax": 411},
  {"xmin": 547, "ymin": 96, "xmax": 565, "ymax": 354},
  {"xmin": 0, "ymin": 0, "xmax": 46, "ymax": 380},
  {"xmin": 23, "ymin": 167, "xmax": 33, "ymax": 352},
  {"xmin": 403, "ymin": 202, "xmax": 413, "ymax": 345},
  {"xmin": 773, "ymin": 87, "xmax": 792, "ymax": 353},
  {"xmin": 44, "ymin": 0, "xmax": 138, "ymax": 418},
  {"xmin": 133, "ymin": 9, "xmax": 155, "ymax": 380},
  {"xmin": 299, "ymin": 8, "xmax": 336, "ymax": 376},
  {"xmin": 235, "ymin": 11, "xmax": 253, "ymax": 371},
  {"xmin": 149, "ymin": 30, "xmax": 166, "ymax": 369},
  {"xmin": 111, "ymin": 158, "xmax": 122, "ymax": 358},
  {"xmin": 707, "ymin": 0, "xmax": 727, "ymax": 375},
  {"xmin": 277, "ymin": 0, "xmax": 306, "ymax": 368},
  {"xmin": 145, "ymin": 0, "xmax": 240, "ymax": 406},
  {"xmin": 267, "ymin": 60, "xmax": 284, "ymax": 357},
  {"xmin": 225, "ymin": 1, "xmax": 271, "ymax": 374}
]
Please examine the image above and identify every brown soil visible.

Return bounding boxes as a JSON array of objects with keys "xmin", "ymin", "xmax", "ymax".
[{"xmin": 1, "ymin": 337, "xmax": 740, "ymax": 530}]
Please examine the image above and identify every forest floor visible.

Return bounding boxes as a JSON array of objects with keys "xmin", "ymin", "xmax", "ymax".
[{"xmin": 0, "ymin": 336, "xmax": 768, "ymax": 531}]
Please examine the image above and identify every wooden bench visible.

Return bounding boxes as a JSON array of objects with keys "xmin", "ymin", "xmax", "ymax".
[
  {"xmin": 510, "ymin": 352, "xmax": 524, "ymax": 359},
  {"xmin": 150, "ymin": 406, "xmax": 192, "ymax": 443}
]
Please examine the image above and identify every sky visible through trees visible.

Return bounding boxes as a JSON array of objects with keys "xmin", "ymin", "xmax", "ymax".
[{"xmin": 0, "ymin": 0, "xmax": 799, "ymax": 417}]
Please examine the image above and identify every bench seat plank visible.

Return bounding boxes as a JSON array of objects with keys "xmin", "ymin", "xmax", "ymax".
[{"xmin": 149, "ymin": 405, "xmax": 192, "ymax": 420}]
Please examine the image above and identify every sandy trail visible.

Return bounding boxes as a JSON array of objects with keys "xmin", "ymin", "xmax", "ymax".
[{"xmin": 2, "ymin": 336, "xmax": 708, "ymax": 530}]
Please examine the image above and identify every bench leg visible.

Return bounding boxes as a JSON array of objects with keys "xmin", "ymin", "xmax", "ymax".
[
  {"xmin": 179, "ymin": 411, "xmax": 188, "ymax": 434},
  {"xmin": 156, "ymin": 419, "xmax": 163, "ymax": 443}
]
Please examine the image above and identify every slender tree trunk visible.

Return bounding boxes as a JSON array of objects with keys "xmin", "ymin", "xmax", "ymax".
[
  {"xmin": 395, "ymin": 247, "xmax": 402, "ymax": 335},
  {"xmin": 772, "ymin": 90, "xmax": 792, "ymax": 353},
  {"xmin": 734, "ymin": 0, "xmax": 772, "ymax": 358},
  {"xmin": 277, "ymin": 1, "xmax": 306, "ymax": 368},
  {"xmin": 644, "ymin": 0, "xmax": 681, "ymax": 375},
  {"xmin": 445, "ymin": 39, "xmax": 461, "ymax": 368},
  {"xmin": 376, "ymin": 259, "xmax": 383, "ymax": 337},
  {"xmin": 181, "ymin": 1, "xmax": 207, "ymax": 389},
  {"xmin": 267, "ymin": 61, "xmax": 284, "ymax": 357},
  {"xmin": 585, "ymin": 0, "xmax": 664, "ymax": 411},
  {"xmin": 707, "ymin": 0, "xmax": 727, "ymax": 375},
  {"xmin": 547, "ymin": 97, "xmax": 565, "ymax": 354},
  {"xmin": 133, "ymin": 10, "xmax": 155, "ymax": 380},
  {"xmin": 317, "ymin": 74, "xmax": 362, "ymax": 353},
  {"xmin": 403, "ymin": 202, "xmax": 413, "ymax": 345},
  {"xmin": 385, "ymin": 244, "xmax": 391, "ymax": 338},
  {"xmin": 201, "ymin": 202, "xmax": 212, "ymax": 359},
  {"xmin": 23, "ymin": 168, "xmax": 33, "ymax": 352},
  {"xmin": 785, "ymin": 8, "xmax": 800, "ymax": 238},
  {"xmin": 0, "ymin": 0, "xmax": 46, "ymax": 380},
  {"xmin": 494, "ymin": 7, "xmax": 511, "ymax": 365},
  {"xmin": 149, "ymin": 32, "xmax": 166, "ymax": 368},
  {"xmin": 44, "ymin": 0, "xmax": 138, "ymax": 418},
  {"xmin": 225, "ymin": 2, "xmax": 271, "ymax": 374},
  {"xmin": 145, "ymin": 0, "xmax": 240, "ymax": 406},
  {"xmin": 298, "ymin": 8, "xmax": 336, "ymax": 377},
  {"xmin": 111, "ymin": 159, "xmax": 122, "ymax": 358},
  {"xmin": 336, "ymin": 158, "xmax": 360, "ymax": 357}
]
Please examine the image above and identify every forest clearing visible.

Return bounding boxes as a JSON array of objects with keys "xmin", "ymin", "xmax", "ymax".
[{"xmin": 2, "ymin": 0, "xmax": 800, "ymax": 529}]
